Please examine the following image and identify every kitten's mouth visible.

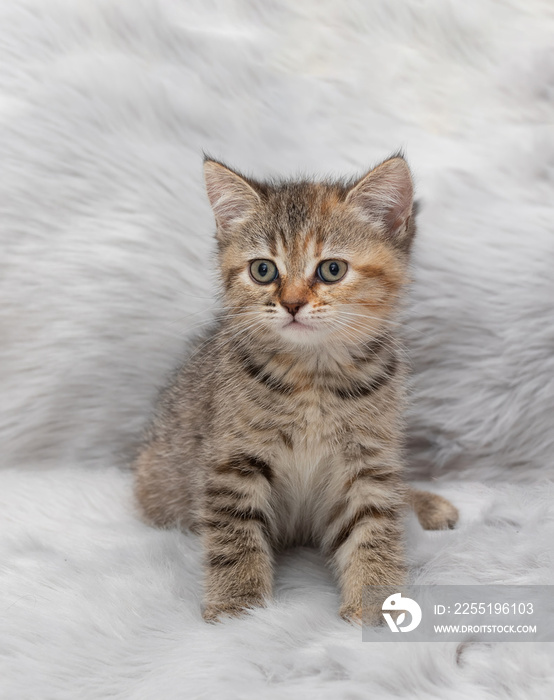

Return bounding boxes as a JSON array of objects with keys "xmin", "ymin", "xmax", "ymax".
[{"xmin": 283, "ymin": 319, "xmax": 313, "ymax": 331}]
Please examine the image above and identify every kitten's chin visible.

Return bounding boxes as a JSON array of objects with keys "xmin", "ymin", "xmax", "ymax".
[{"xmin": 277, "ymin": 320, "xmax": 328, "ymax": 347}]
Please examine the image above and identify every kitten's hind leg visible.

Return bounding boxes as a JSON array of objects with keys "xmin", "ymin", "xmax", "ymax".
[
  {"xmin": 133, "ymin": 443, "xmax": 195, "ymax": 530},
  {"xmin": 409, "ymin": 487, "xmax": 458, "ymax": 530}
]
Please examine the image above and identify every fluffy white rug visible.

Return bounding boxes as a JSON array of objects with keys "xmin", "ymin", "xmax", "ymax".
[{"xmin": 1, "ymin": 0, "xmax": 553, "ymax": 697}]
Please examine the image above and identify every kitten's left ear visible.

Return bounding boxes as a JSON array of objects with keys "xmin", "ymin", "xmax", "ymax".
[{"xmin": 346, "ymin": 156, "xmax": 415, "ymax": 247}]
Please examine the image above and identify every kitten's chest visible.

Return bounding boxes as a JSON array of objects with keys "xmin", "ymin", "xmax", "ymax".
[{"xmin": 269, "ymin": 395, "xmax": 344, "ymax": 546}]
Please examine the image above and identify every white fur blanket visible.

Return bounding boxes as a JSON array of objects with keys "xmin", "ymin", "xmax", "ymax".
[{"xmin": 1, "ymin": 1, "xmax": 553, "ymax": 697}]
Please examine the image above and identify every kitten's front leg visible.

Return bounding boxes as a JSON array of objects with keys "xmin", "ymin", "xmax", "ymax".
[
  {"xmin": 323, "ymin": 459, "xmax": 407, "ymax": 625},
  {"xmin": 329, "ymin": 510, "xmax": 406, "ymax": 625},
  {"xmin": 200, "ymin": 455, "xmax": 274, "ymax": 622}
]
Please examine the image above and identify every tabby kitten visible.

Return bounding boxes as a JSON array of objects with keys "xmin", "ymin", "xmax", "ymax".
[{"xmin": 134, "ymin": 155, "xmax": 458, "ymax": 624}]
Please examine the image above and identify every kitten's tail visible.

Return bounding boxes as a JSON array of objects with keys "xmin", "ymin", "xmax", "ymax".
[{"xmin": 409, "ymin": 487, "xmax": 458, "ymax": 530}]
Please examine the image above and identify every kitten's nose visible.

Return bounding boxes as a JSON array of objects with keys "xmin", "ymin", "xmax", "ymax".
[{"xmin": 281, "ymin": 300, "xmax": 307, "ymax": 317}]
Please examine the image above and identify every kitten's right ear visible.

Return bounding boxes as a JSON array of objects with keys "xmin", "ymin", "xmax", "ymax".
[
  {"xmin": 203, "ymin": 159, "xmax": 261, "ymax": 241},
  {"xmin": 345, "ymin": 156, "xmax": 414, "ymax": 249}
]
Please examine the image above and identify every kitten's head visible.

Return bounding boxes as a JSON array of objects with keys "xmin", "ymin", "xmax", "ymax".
[{"xmin": 204, "ymin": 156, "xmax": 415, "ymax": 351}]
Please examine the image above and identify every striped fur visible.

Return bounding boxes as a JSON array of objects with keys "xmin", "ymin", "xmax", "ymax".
[{"xmin": 134, "ymin": 156, "xmax": 458, "ymax": 624}]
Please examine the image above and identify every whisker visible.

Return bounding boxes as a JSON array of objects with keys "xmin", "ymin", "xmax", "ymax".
[
  {"xmin": 185, "ymin": 316, "xmax": 267, "ymax": 368},
  {"xmin": 337, "ymin": 303, "xmax": 424, "ymax": 335},
  {"xmin": 329, "ymin": 317, "xmax": 409, "ymax": 360},
  {"xmin": 167, "ymin": 308, "xmax": 270, "ymax": 332},
  {"xmin": 336, "ymin": 308, "xmax": 424, "ymax": 336}
]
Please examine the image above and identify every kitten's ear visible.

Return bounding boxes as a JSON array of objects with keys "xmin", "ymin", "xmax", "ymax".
[
  {"xmin": 345, "ymin": 156, "xmax": 414, "ymax": 245},
  {"xmin": 204, "ymin": 159, "xmax": 261, "ymax": 240}
]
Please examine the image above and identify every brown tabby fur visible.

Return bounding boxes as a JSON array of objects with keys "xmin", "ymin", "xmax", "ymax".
[{"xmin": 134, "ymin": 155, "xmax": 458, "ymax": 624}]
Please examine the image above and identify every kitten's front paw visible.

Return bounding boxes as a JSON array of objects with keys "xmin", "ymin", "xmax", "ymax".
[
  {"xmin": 202, "ymin": 596, "xmax": 266, "ymax": 623},
  {"xmin": 340, "ymin": 603, "xmax": 363, "ymax": 626},
  {"xmin": 340, "ymin": 602, "xmax": 383, "ymax": 627}
]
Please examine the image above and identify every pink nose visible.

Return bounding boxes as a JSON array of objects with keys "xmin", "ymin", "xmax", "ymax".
[{"xmin": 281, "ymin": 300, "xmax": 306, "ymax": 317}]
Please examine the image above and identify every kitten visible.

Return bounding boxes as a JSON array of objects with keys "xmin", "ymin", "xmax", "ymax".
[{"xmin": 134, "ymin": 155, "xmax": 458, "ymax": 624}]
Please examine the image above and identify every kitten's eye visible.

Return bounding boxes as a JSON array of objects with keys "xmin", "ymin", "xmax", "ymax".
[
  {"xmin": 250, "ymin": 259, "xmax": 279, "ymax": 284},
  {"xmin": 317, "ymin": 260, "xmax": 347, "ymax": 283}
]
